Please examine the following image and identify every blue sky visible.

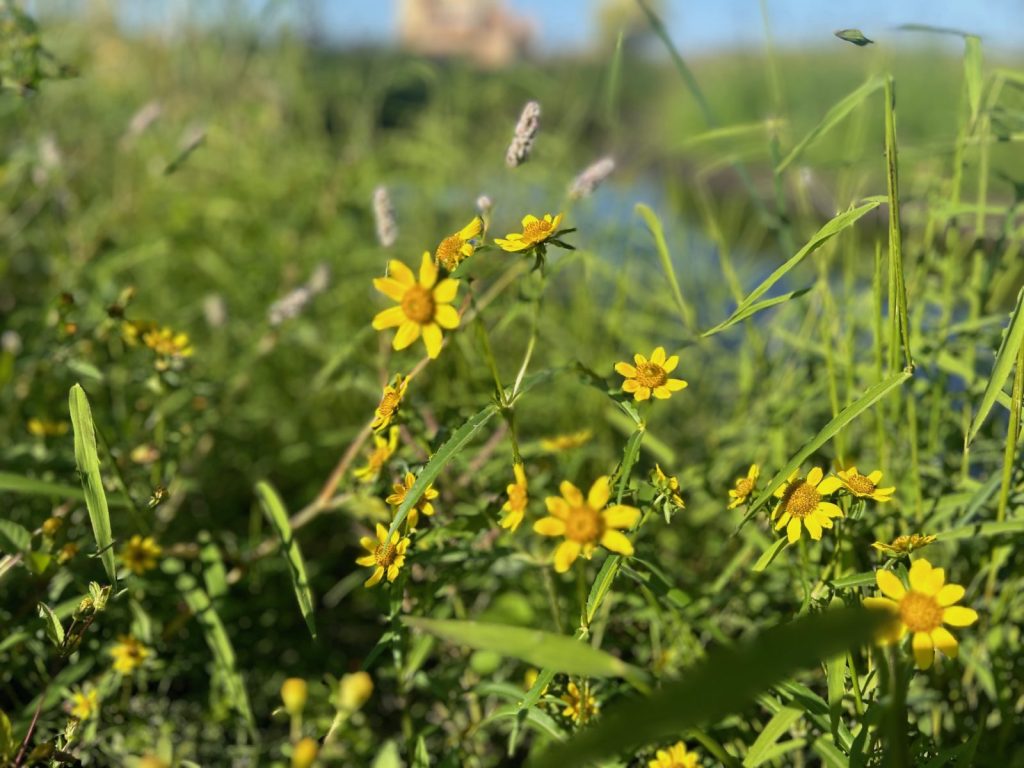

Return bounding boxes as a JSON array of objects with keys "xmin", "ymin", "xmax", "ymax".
[{"xmin": 323, "ymin": 0, "xmax": 1023, "ymax": 53}]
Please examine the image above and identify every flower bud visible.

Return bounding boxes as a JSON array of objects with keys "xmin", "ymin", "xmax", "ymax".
[
  {"xmin": 291, "ymin": 738, "xmax": 319, "ymax": 768},
  {"xmin": 280, "ymin": 678, "xmax": 308, "ymax": 715},
  {"xmin": 338, "ymin": 671, "xmax": 373, "ymax": 712}
]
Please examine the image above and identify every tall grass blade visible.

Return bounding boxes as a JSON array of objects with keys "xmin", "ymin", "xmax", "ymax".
[
  {"xmin": 743, "ymin": 706, "xmax": 803, "ymax": 767},
  {"xmin": 636, "ymin": 203, "xmax": 696, "ymax": 331},
  {"xmin": 964, "ymin": 36, "xmax": 983, "ymax": 125},
  {"xmin": 968, "ymin": 286, "xmax": 1024, "ymax": 444},
  {"xmin": 884, "ymin": 76, "xmax": 913, "ymax": 371}
]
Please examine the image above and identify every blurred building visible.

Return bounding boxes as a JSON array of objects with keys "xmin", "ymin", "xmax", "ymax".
[{"xmin": 398, "ymin": 0, "xmax": 533, "ymax": 68}]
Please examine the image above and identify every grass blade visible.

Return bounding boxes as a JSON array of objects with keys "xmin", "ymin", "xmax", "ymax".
[
  {"xmin": 964, "ymin": 36, "xmax": 983, "ymax": 125},
  {"xmin": 636, "ymin": 203, "xmax": 696, "ymax": 331},
  {"xmin": 255, "ymin": 480, "xmax": 317, "ymax": 639},
  {"xmin": 743, "ymin": 706, "xmax": 803, "ymax": 767},
  {"xmin": 968, "ymin": 285, "xmax": 1024, "ymax": 445},
  {"xmin": 884, "ymin": 76, "xmax": 913, "ymax": 371},
  {"xmin": 702, "ymin": 289, "xmax": 811, "ymax": 338},
  {"xmin": 68, "ymin": 383, "xmax": 117, "ymax": 584}
]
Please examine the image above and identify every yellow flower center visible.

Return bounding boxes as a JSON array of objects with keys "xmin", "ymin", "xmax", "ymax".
[
  {"xmin": 378, "ymin": 390, "xmax": 401, "ymax": 418},
  {"xmin": 846, "ymin": 473, "xmax": 876, "ymax": 495},
  {"xmin": 899, "ymin": 591, "xmax": 943, "ymax": 632},
  {"xmin": 401, "ymin": 285, "xmax": 435, "ymax": 324},
  {"xmin": 565, "ymin": 505, "xmax": 603, "ymax": 544},
  {"xmin": 374, "ymin": 541, "xmax": 397, "ymax": 568},
  {"xmin": 734, "ymin": 478, "xmax": 754, "ymax": 497},
  {"xmin": 783, "ymin": 481, "xmax": 820, "ymax": 518},
  {"xmin": 522, "ymin": 219, "xmax": 553, "ymax": 244},
  {"xmin": 435, "ymin": 235, "xmax": 463, "ymax": 270},
  {"xmin": 634, "ymin": 362, "xmax": 668, "ymax": 388}
]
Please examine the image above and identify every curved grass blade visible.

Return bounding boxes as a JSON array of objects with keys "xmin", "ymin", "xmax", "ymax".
[
  {"xmin": 0, "ymin": 471, "xmax": 125, "ymax": 505},
  {"xmin": 752, "ymin": 538, "xmax": 789, "ymax": 573},
  {"xmin": 255, "ymin": 480, "xmax": 316, "ymax": 638},
  {"xmin": 68, "ymin": 384, "xmax": 117, "ymax": 584},
  {"xmin": 936, "ymin": 519, "xmax": 1024, "ymax": 541},
  {"xmin": 743, "ymin": 706, "xmax": 803, "ymax": 767},
  {"xmin": 702, "ymin": 289, "xmax": 811, "ymax": 338},
  {"xmin": 968, "ymin": 285, "xmax": 1024, "ymax": 445},
  {"xmin": 529, "ymin": 608, "xmax": 886, "ymax": 768},
  {"xmin": 636, "ymin": 203, "xmax": 696, "ymax": 331}
]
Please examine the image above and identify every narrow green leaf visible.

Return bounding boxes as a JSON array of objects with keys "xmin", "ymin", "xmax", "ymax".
[
  {"xmin": 371, "ymin": 741, "xmax": 402, "ymax": 768},
  {"xmin": 829, "ymin": 572, "xmax": 877, "ymax": 590},
  {"xmin": 528, "ymin": 608, "xmax": 887, "ymax": 768},
  {"xmin": 0, "ymin": 519, "xmax": 31, "ymax": 553},
  {"xmin": 68, "ymin": 384, "xmax": 117, "ymax": 583},
  {"xmin": 936, "ymin": 519, "xmax": 1024, "ymax": 541},
  {"xmin": 255, "ymin": 481, "xmax": 316, "ymax": 639},
  {"xmin": 636, "ymin": 203, "xmax": 695, "ymax": 331},
  {"xmin": 825, "ymin": 654, "xmax": 847, "ymax": 737},
  {"xmin": 0, "ymin": 709, "xmax": 13, "ymax": 763},
  {"xmin": 702, "ymin": 288, "xmax": 812, "ymax": 338},
  {"xmin": 964, "ymin": 36, "xmax": 983, "ymax": 124},
  {"xmin": 198, "ymin": 531, "xmax": 229, "ymax": 601},
  {"xmin": 586, "ymin": 556, "xmax": 621, "ymax": 625},
  {"xmin": 968, "ymin": 285, "xmax": 1024, "ymax": 444},
  {"xmin": 0, "ymin": 471, "xmax": 110, "ymax": 504},
  {"xmin": 884, "ymin": 76, "xmax": 913, "ymax": 371},
  {"xmin": 743, "ymin": 707, "xmax": 803, "ymax": 767},
  {"xmin": 37, "ymin": 602, "xmax": 65, "ymax": 650},
  {"xmin": 752, "ymin": 538, "xmax": 789, "ymax": 572}
]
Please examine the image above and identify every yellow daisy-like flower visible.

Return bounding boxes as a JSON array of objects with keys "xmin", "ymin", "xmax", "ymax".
[
  {"xmin": 837, "ymin": 466, "xmax": 895, "ymax": 502},
  {"xmin": 372, "ymin": 252, "xmax": 460, "ymax": 359},
  {"xmin": 615, "ymin": 347, "xmax": 688, "ymax": 402},
  {"xmin": 140, "ymin": 326, "xmax": 194, "ymax": 370},
  {"xmin": 371, "ymin": 375, "xmax": 409, "ymax": 432},
  {"xmin": 651, "ymin": 465, "xmax": 685, "ymax": 509},
  {"xmin": 386, "ymin": 471, "xmax": 439, "ymax": 530},
  {"xmin": 434, "ymin": 217, "xmax": 483, "ymax": 271},
  {"xmin": 772, "ymin": 467, "xmax": 844, "ymax": 543},
  {"xmin": 863, "ymin": 559, "xmax": 979, "ymax": 669},
  {"xmin": 353, "ymin": 426, "xmax": 399, "ymax": 483},
  {"xmin": 499, "ymin": 463, "xmax": 529, "ymax": 532},
  {"xmin": 69, "ymin": 686, "xmax": 99, "ymax": 720},
  {"xmin": 539, "ymin": 429, "xmax": 592, "ymax": 453},
  {"xmin": 727, "ymin": 464, "xmax": 759, "ymax": 509},
  {"xmin": 494, "ymin": 213, "xmax": 564, "ymax": 253},
  {"xmin": 648, "ymin": 741, "xmax": 700, "ymax": 768},
  {"xmin": 120, "ymin": 534, "xmax": 162, "ymax": 575},
  {"xmin": 27, "ymin": 418, "xmax": 69, "ymax": 437},
  {"xmin": 560, "ymin": 680, "xmax": 598, "ymax": 724},
  {"xmin": 356, "ymin": 523, "xmax": 411, "ymax": 587},
  {"xmin": 533, "ymin": 476, "xmax": 640, "ymax": 573},
  {"xmin": 110, "ymin": 635, "xmax": 152, "ymax": 674},
  {"xmin": 872, "ymin": 533, "xmax": 937, "ymax": 557}
]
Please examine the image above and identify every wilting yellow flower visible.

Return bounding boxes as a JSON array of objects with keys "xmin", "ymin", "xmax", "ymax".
[
  {"xmin": 120, "ymin": 535, "xmax": 162, "ymax": 575},
  {"xmin": 371, "ymin": 375, "xmax": 409, "ymax": 432},
  {"xmin": 534, "ymin": 476, "xmax": 640, "ymax": 573},
  {"xmin": 372, "ymin": 252, "xmax": 460, "ymax": 359},
  {"xmin": 69, "ymin": 686, "xmax": 99, "ymax": 720},
  {"xmin": 57, "ymin": 543, "xmax": 78, "ymax": 564},
  {"xmin": 27, "ymin": 418, "xmax": 69, "ymax": 437},
  {"xmin": 728, "ymin": 464, "xmax": 759, "ymax": 509},
  {"xmin": 560, "ymin": 680, "xmax": 598, "ymax": 724},
  {"xmin": 648, "ymin": 741, "xmax": 700, "ymax": 768},
  {"xmin": 338, "ymin": 671, "xmax": 374, "ymax": 711},
  {"xmin": 140, "ymin": 326, "xmax": 194, "ymax": 370},
  {"xmin": 650, "ymin": 464, "xmax": 685, "ymax": 509},
  {"xmin": 435, "ymin": 217, "xmax": 483, "ymax": 271},
  {"xmin": 386, "ymin": 471, "xmax": 439, "ymax": 530},
  {"xmin": 837, "ymin": 466, "xmax": 895, "ymax": 502},
  {"xmin": 540, "ymin": 429, "xmax": 592, "ymax": 452},
  {"xmin": 356, "ymin": 523, "xmax": 410, "ymax": 587},
  {"xmin": 353, "ymin": 427, "xmax": 399, "ymax": 483},
  {"xmin": 494, "ymin": 213, "xmax": 564, "ymax": 252},
  {"xmin": 772, "ymin": 467, "xmax": 843, "ymax": 543},
  {"xmin": 110, "ymin": 635, "xmax": 151, "ymax": 674},
  {"xmin": 500, "ymin": 463, "xmax": 529, "ymax": 532},
  {"xmin": 280, "ymin": 678, "xmax": 308, "ymax": 714},
  {"xmin": 863, "ymin": 559, "xmax": 979, "ymax": 669},
  {"xmin": 615, "ymin": 347, "xmax": 688, "ymax": 401},
  {"xmin": 291, "ymin": 738, "xmax": 319, "ymax": 768},
  {"xmin": 873, "ymin": 533, "xmax": 937, "ymax": 557}
]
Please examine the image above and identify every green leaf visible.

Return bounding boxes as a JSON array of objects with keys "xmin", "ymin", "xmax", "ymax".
[
  {"xmin": 834, "ymin": 29, "xmax": 874, "ymax": 46},
  {"xmin": 964, "ymin": 36, "xmax": 983, "ymax": 125},
  {"xmin": 0, "ymin": 519, "xmax": 31, "ymax": 553},
  {"xmin": 0, "ymin": 709, "xmax": 13, "ymax": 763},
  {"xmin": 528, "ymin": 608, "xmax": 886, "ymax": 768},
  {"xmin": 0, "ymin": 471, "xmax": 106, "ymax": 504},
  {"xmin": 37, "ymin": 602, "xmax": 65, "ymax": 650},
  {"xmin": 829, "ymin": 572, "xmax": 877, "ymax": 590},
  {"xmin": 586, "ymin": 555, "xmax": 621, "ymax": 625},
  {"xmin": 702, "ymin": 289, "xmax": 811, "ymax": 337},
  {"xmin": 936, "ymin": 519, "xmax": 1024, "ymax": 541},
  {"xmin": 968, "ymin": 285, "xmax": 1024, "ymax": 445},
  {"xmin": 636, "ymin": 203, "xmax": 695, "ymax": 331},
  {"xmin": 743, "ymin": 707, "xmax": 803, "ymax": 767},
  {"xmin": 884, "ymin": 75, "xmax": 913, "ymax": 371},
  {"xmin": 752, "ymin": 538, "xmax": 789, "ymax": 573},
  {"xmin": 371, "ymin": 740, "xmax": 402, "ymax": 768},
  {"xmin": 403, "ymin": 617, "xmax": 646, "ymax": 687},
  {"xmin": 255, "ymin": 481, "xmax": 316, "ymax": 638},
  {"xmin": 68, "ymin": 384, "xmax": 117, "ymax": 584},
  {"xmin": 826, "ymin": 654, "xmax": 847, "ymax": 737}
]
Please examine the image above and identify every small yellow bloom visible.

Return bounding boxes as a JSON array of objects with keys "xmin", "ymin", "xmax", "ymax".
[
  {"xmin": 837, "ymin": 466, "xmax": 895, "ymax": 502},
  {"xmin": 140, "ymin": 326, "xmax": 194, "ymax": 370},
  {"xmin": 872, "ymin": 533, "xmax": 937, "ymax": 557},
  {"xmin": 27, "ymin": 418, "xmax": 69, "ymax": 437},
  {"xmin": 523, "ymin": 668, "xmax": 549, "ymax": 695},
  {"xmin": 355, "ymin": 523, "xmax": 410, "ymax": 587},
  {"xmin": 280, "ymin": 678, "xmax": 308, "ymax": 715},
  {"xmin": 494, "ymin": 213, "xmax": 564, "ymax": 253},
  {"xmin": 372, "ymin": 252, "xmax": 460, "ymax": 359},
  {"xmin": 120, "ymin": 535, "xmax": 162, "ymax": 575},
  {"xmin": 500, "ymin": 463, "xmax": 528, "ymax": 532},
  {"xmin": 435, "ymin": 217, "xmax": 483, "ymax": 271},
  {"xmin": 291, "ymin": 738, "xmax": 319, "ymax": 768},
  {"xmin": 560, "ymin": 680, "xmax": 598, "ymax": 725},
  {"xmin": 371, "ymin": 375, "xmax": 409, "ymax": 432},
  {"xmin": 615, "ymin": 347, "xmax": 688, "ymax": 401},
  {"xmin": 386, "ymin": 471, "xmax": 439, "ymax": 530},
  {"xmin": 41, "ymin": 517, "xmax": 63, "ymax": 537},
  {"xmin": 863, "ymin": 558, "xmax": 979, "ymax": 669},
  {"xmin": 539, "ymin": 429, "xmax": 592, "ymax": 453},
  {"xmin": 650, "ymin": 465, "xmax": 685, "ymax": 509},
  {"xmin": 534, "ymin": 476, "xmax": 640, "ymax": 573},
  {"xmin": 648, "ymin": 741, "xmax": 700, "ymax": 768},
  {"xmin": 68, "ymin": 686, "xmax": 99, "ymax": 720},
  {"xmin": 353, "ymin": 426, "xmax": 399, "ymax": 483},
  {"xmin": 728, "ymin": 464, "xmax": 759, "ymax": 509},
  {"xmin": 110, "ymin": 635, "xmax": 152, "ymax": 674},
  {"xmin": 338, "ymin": 670, "xmax": 374, "ymax": 711},
  {"xmin": 772, "ymin": 467, "xmax": 844, "ymax": 543}
]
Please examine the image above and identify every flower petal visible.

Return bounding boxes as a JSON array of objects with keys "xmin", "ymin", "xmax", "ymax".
[
  {"xmin": 364, "ymin": 566, "xmax": 384, "ymax": 587},
  {"xmin": 909, "ymin": 560, "xmax": 942, "ymax": 595},
  {"xmin": 422, "ymin": 323, "xmax": 443, "ymax": 359},
  {"xmin": 662, "ymin": 355, "xmax": 679, "ymax": 373},
  {"xmin": 433, "ymin": 278, "xmax": 459, "ymax": 303},
  {"xmin": 600, "ymin": 529, "xmax": 634, "ymax": 556},
  {"xmin": 375, "ymin": 523, "xmax": 389, "ymax": 542},
  {"xmin": 560, "ymin": 481, "xmax": 584, "ymax": 507},
  {"xmin": 666, "ymin": 378, "xmax": 688, "ymax": 391},
  {"xmin": 614, "ymin": 362, "xmax": 637, "ymax": 377},
  {"xmin": 545, "ymin": 496, "xmax": 569, "ymax": 518},
  {"xmin": 912, "ymin": 631, "xmax": 934, "ymax": 669},
  {"xmin": 651, "ymin": 346, "xmax": 666, "ymax": 365},
  {"xmin": 458, "ymin": 217, "xmax": 482, "ymax": 240},
  {"xmin": 359, "ymin": 536, "xmax": 377, "ymax": 552},
  {"xmin": 806, "ymin": 467, "xmax": 823, "ymax": 486},
  {"xmin": 622, "ymin": 379, "xmax": 640, "ymax": 393},
  {"xmin": 931, "ymin": 626, "xmax": 959, "ymax": 659},
  {"xmin": 372, "ymin": 305, "xmax": 407, "ymax": 330},
  {"xmin": 936, "ymin": 584, "xmax": 965, "ymax": 606},
  {"xmin": 633, "ymin": 353, "xmax": 647, "ymax": 366},
  {"xmin": 816, "ymin": 476, "xmax": 843, "ymax": 495},
  {"xmin": 634, "ymin": 387, "xmax": 651, "ymax": 401},
  {"xmin": 554, "ymin": 540, "xmax": 581, "ymax": 573},
  {"xmin": 355, "ymin": 554, "xmax": 376, "ymax": 567},
  {"xmin": 876, "ymin": 569, "xmax": 906, "ymax": 600},
  {"xmin": 603, "ymin": 504, "xmax": 640, "ymax": 529},
  {"xmin": 652, "ymin": 386, "xmax": 672, "ymax": 399},
  {"xmin": 393, "ymin": 320, "xmax": 421, "ymax": 350},
  {"xmin": 587, "ymin": 476, "xmax": 611, "ymax": 510},
  {"xmin": 521, "ymin": 214, "xmax": 540, "ymax": 227},
  {"xmin": 804, "ymin": 515, "xmax": 823, "ymax": 540},
  {"xmin": 867, "ymin": 470, "xmax": 883, "ymax": 484},
  {"xmin": 818, "ymin": 501, "xmax": 844, "ymax": 518},
  {"xmin": 373, "ymin": 277, "xmax": 408, "ymax": 302},
  {"xmin": 434, "ymin": 304, "xmax": 460, "ymax": 329},
  {"xmin": 533, "ymin": 516, "xmax": 566, "ymax": 537},
  {"xmin": 787, "ymin": 517, "xmax": 802, "ymax": 543},
  {"xmin": 942, "ymin": 606, "xmax": 978, "ymax": 627},
  {"xmin": 419, "ymin": 252, "xmax": 438, "ymax": 288},
  {"xmin": 388, "ymin": 260, "xmax": 415, "ymax": 285}
]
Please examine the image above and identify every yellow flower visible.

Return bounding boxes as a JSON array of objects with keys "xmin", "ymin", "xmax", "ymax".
[
  {"xmin": 728, "ymin": 464, "xmax": 759, "ymax": 509},
  {"xmin": 872, "ymin": 533, "xmax": 937, "ymax": 557},
  {"xmin": 863, "ymin": 559, "xmax": 979, "ymax": 669},
  {"xmin": 291, "ymin": 738, "xmax": 319, "ymax": 768},
  {"xmin": 434, "ymin": 217, "xmax": 483, "ymax": 271},
  {"xmin": 651, "ymin": 465, "xmax": 685, "ymax": 509},
  {"xmin": 372, "ymin": 252, "xmax": 460, "ymax": 359},
  {"xmin": 140, "ymin": 326, "xmax": 193, "ymax": 370},
  {"xmin": 371, "ymin": 375, "xmax": 409, "ymax": 432},
  {"xmin": 356, "ymin": 523, "xmax": 411, "ymax": 587},
  {"xmin": 27, "ymin": 418, "xmax": 69, "ymax": 437},
  {"xmin": 110, "ymin": 635, "xmax": 151, "ymax": 674},
  {"xmin": 353, "ymin": 427, "xmax": 399, "ymax": 483},
  {"xmin": 386, "ymin": 471, "xmax": 439, "ymax": 530},
  {"xmin": 120, "ymin": 535, "xmax": 162, "ymax": 575},
  {"xmin": 69, "ymin": 686, "xmax": 99, "ymax": 720},
  {"xmin": 523, "ymin": 668, "xmax": 549, "ymax": 695},
  {"xmin": 560, "ymin": 680, "xmax": 598, "ymax": 724},
  {"xmin": 534, "ymin": 476, "xmax": 640, "ymax": 573},
  {"xmin": 837, "ymin": 466, "xmax": 895, "ymax": 502},
  {"xmin": 615, "ymin": 347, "xmax": 688, "ymax": 401},
  {"xmin": 500, "ymin": 463, "xmax": 528, "ymax": 532},
  {"xmin": 338, "ymin": 670, "xmax": 374, "ymax": 711},
  {"xmin": 494, "ymin": 213, "xmax": 564, "ymax": 252},
  {"xmin": 280, "ymin": 678, "xmax": 308, "ymax": 714},
  {"xmin": 539, "ymin": 429, "xmax": 592, "ymax": 452},
  {"xmin": 772, "ymin": 467, "xmax": 844, "ymax": 543},
  {"xmin": 648, "ymin": 741, "xmax": 700, "ymax": 768}
]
